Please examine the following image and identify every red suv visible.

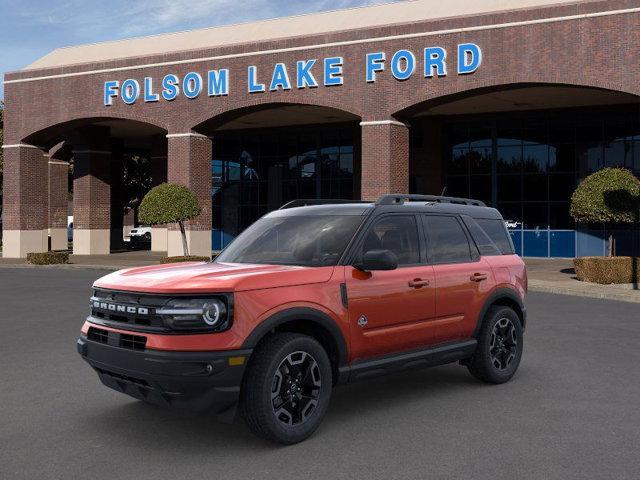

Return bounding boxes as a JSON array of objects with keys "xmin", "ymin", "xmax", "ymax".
[{"xmin": 78, "ymin": 194, "xmax": 527, "ymax": 444}]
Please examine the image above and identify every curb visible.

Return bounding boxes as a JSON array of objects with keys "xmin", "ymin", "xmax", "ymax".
[
  {"xmin": 528, "ymin": 281, "xmax": 640, "ymax": 304},
  {"xmin": 0, "ymin": 264, "xmax": 121, "ymax": 271}
]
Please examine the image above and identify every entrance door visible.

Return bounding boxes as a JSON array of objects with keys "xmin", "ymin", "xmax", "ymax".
[{"xmin": 346, "ymin": 215, "xmax": 436, "ymax": 360}]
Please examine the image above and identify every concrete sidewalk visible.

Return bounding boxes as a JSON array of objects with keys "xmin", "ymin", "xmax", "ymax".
[
  {"xmin": 525, "ymin": 258, "xmax": 640, "ymax": 303},
  {"xmin": 1, "ymin": 251, "xmax": 639, "ymax": 303}
]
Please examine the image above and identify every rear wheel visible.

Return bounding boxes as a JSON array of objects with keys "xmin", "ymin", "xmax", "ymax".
[
  {"xmin": 467, "ymin": 306, "xmax": 523, "ymax": 384},
  {"xmin": 241, "ymin": 333, "xmax": 332, "ymax": 444}
]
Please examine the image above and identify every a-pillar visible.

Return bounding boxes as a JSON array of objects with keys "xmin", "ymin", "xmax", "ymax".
[
  {"xmin": 1, "ymin": 143, "xmax": 49, "ymax": 258},
  {"xmin": 48, "ymin": 146, "xmax": 69, "ymax": 251},
  {"xmin": 166, "ymin": 132, "xmax": 212, "ymax": 257},
  {"xmin": 150, "ymin": 134, "xmax": 168, "ymax": 252},
  {"xmin": 359, "ymin": 120, "xmax": 410, "ymax": 201},
  {"xmin": 72, "ymin": 127, "xmax": 112, "ymax": 255}
]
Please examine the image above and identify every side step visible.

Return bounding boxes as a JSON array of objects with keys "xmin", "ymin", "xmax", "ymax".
[{"xmin": 338, "ymin": 339, "xmax": 477, "ymax": 383}]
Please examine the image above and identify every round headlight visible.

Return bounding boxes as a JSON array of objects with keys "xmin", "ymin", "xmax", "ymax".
[{"xmin": 203, "ymin": 300, "xmax": 226, "ymax": 326}]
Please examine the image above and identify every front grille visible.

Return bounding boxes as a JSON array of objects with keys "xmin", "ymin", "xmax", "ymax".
[
  {"xmin": 90, "ymin": 289, "xmax": 169, "ymax": 332},
  {"xmin": 86, "ymin": 326, "xmax": 147, "ymax": 351}
]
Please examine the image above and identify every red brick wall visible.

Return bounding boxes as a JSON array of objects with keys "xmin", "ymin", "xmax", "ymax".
[{"xmin": 48, "ymin": 161, "xmax": 68, "ymax": 229}]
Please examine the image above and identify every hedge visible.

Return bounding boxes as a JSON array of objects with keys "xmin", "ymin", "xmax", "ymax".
[
  {"xmin": 160, "ymin": 255, "xmax": 210, "ymax": 264},
  {"xmin": 27, "ymin": 251, "xmax": 70, "ymax": 265},
  {"xmin": 573, "ymin": 256, "xmax": 640, "ymax": 284}
]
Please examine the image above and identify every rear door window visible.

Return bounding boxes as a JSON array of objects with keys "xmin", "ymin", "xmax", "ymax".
[
  {"xmin": 423, "ymin": 215, "xmax": 473, "ymax": 264},
  {"xmin": 461, "ymin": 216, "xmax": 502, "ymax": 256}
]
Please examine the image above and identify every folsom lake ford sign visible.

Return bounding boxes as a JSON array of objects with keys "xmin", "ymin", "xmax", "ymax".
[{"xmin": 103, "ymin": 43, "xmax": 482, "ymax": 106}]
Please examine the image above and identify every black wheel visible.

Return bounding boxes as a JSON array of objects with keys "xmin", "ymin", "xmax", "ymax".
[
  {"xmin": 240, "ymin": 333, "xmax": 332, "ymax": 444},
  {"xmin": 143, "ymin": 232, "xmax": 151, "ymax": 241},
  {"xmin": 467, "ymin": 306, "xmax": 523, "ymax": 384}
]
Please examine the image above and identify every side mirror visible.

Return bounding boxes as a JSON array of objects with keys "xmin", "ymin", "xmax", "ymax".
[{"xmin": 355, "ymin": 249, "xmax": 398, "ymax": 271}]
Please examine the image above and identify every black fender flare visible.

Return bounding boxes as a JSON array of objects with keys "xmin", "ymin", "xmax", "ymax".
[
  {"xmin": 242, "ymin": 307, "xmax": 348, "ymax": 367},
  {"xmin": 472, "ymin": 287, "xmax": 526, "ymax": 337}
]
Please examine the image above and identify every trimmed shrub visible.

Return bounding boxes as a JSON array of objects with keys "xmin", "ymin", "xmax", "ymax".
[
  {"xmin": 570, "ymin": 168, "xmax": 640, "ymax": 224},
  {"xmin": 573, "ymin": 256, "xmax": 640, "ymax": 284},
  {"xmin": 160, "ymin": 255, "xmax": 210, "ymax": 264},
  {"xmin": 27, "ymin": 251, "xmax": 69, "ymax": 265},
  {"xmin": 139, "ymin": 183, "xmax": 202, "ymax": 256}
]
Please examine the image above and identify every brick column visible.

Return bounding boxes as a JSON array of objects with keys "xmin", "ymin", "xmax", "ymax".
[
  {"xmin": 2, "ymin": 144, "xmax": 49, "ymax": 258},
  {"xmin": 360, "ymin": 120, "xmax": 410, "ymax": 201},
  {"xmin": 72, "ymin": 127, "xmax": 112, "ymax": 255},
  {"xmin": 166, "ymin": 133, "xmax": 212, "ymax": 257},
  {"xmin": 48, "ymin": 159, "xmax": 69, "ymax": 251},
  {"xmin": 150, "ymin": 134, "xmax": 168, "ymax": 252}
]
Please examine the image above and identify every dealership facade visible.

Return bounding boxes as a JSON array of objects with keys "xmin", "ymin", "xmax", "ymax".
[{"xmin": 3, "ymin": 0, "xmax": 640, "ymax": 258}]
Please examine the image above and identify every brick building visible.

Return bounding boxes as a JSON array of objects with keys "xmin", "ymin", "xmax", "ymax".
[{"xmin": 3, "ymin": 0, "xmax": 640, "ymax": 258}]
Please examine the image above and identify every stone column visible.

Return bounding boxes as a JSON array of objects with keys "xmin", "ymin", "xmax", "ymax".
[
  {"xmin": 166, "ymin": 132, "xmax": 212, "ymax": 257},
  {"xmin": 150, "ymin": 134, "xmax": 168, "ymax": 252},
  {"xmin": 1, "ymin": 143, "xmax": 49, "ymax": 258},
  {"xmin": 48, "ymin": 158, "xmax": 69, "ymax": 251},
  {"xmin": 72, "ymin": 127, "xmax": 112, "ymax": 255},
  {"xmin": 360, "ymin": 120, "xmax": 410, "ymax": 201}
]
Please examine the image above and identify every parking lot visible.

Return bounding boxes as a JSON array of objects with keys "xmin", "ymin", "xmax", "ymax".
[{"xmin": 1, "ymin": 268, "xmax": 639, "ymax": 480}]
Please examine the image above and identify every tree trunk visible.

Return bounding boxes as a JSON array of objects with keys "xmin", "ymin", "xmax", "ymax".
[{"xmin": 178, "ymin": 221, "xmax": 189, "ymax": 256}]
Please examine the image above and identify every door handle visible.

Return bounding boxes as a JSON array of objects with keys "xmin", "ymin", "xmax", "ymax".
[
  {"xmin": 408, "ymin": 278, "xmax": 430, "ymax": 288},
  {"xmin": 470, "ymin": 273, "xmax": 488, "ymax": 282}
]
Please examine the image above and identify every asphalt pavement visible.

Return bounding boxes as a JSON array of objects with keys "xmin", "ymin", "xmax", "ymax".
[{"xmin": 1, "ymin": 268, "xmax": 639, "ymax": 480}]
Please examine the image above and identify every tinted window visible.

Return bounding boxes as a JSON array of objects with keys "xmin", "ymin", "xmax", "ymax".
[
  {"xmin": 424, "ymin": 216, "xmax": 472, "ymax": 264},
  {"xmin": 476, "ymin": 218, "xmax": 515, "ymax": 254},
  {"xmin": 462, "ymin": 217, "xmax": 501, "ymax": 256},
  {"xmin": 361, "ymin": 216, "xmax": 420, "ymax": 266},
  {"xmin": 215, "ymin": 215, "xmax": 363, "ymax": 266}
]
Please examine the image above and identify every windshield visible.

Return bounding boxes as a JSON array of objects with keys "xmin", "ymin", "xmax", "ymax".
[{"xmin": 215, "ymin": 215, "xmax": 364, "ymax": 266}]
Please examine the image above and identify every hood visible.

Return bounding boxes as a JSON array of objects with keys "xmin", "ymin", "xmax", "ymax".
[{"xmin": 93, "ymin": 262, "xmax": 335, "ymax": 294}]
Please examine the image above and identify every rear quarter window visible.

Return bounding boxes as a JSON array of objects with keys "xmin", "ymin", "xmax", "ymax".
[{"xmin": 474, "ymin": 218, "xmax": 515, "ymax": 255}]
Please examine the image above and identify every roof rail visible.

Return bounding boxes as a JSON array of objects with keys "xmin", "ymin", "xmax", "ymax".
[
  {"xmin": 279, "ymin": 199, "xmax": 370, "ymax": 209},
  {"xmin": 376, "ymin": 194, "xmax": 486, "ymax": 207}
]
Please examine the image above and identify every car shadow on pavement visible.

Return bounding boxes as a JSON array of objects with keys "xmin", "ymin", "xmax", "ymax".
[{"xmin": 87, "ymin": 364, "xmax": 492, "ymax": 450}]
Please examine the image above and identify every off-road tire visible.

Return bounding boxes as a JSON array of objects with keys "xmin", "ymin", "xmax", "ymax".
[
  {"xmin": 240, "ymin": 333, "xmax": 332, "ymax": 444},
  {"xmin": 467, "ymin": 306, "xmax": 523, "ymax": 384}
]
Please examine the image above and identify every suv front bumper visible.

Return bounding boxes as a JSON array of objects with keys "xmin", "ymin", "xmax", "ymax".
[{"xmin": 77, "ymin": 336, "xmax": 251, "ymax": 421}]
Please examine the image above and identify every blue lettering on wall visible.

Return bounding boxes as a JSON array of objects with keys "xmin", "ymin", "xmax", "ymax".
[{"xmin": 102, "ymin": 45, "xmax": 482, "ymax": 105}]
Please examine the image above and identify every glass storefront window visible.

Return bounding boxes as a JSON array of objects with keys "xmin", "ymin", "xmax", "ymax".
[
  {"xmin": 444, "ymin": 105, "xmax": 640, "ymax": 238},
  {"xmin": 211, "ymin": 123, "xmax": 358, "ymax": 249}
]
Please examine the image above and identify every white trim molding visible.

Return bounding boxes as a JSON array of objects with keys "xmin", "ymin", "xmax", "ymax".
[
  {"xmin": 48, "ymin": 160, "xmax": 70, "ymax": 165},
  {"xmin": 360, "ymin": 120, "xmax": 409, "ymax": 127},
  {"xmin": 3, "ymin": 7, "xmax": 640, "ymax": 85},
  {"xmin": 1, "ymin": 143, "xmax": 42, "ymax": 150},
  {"xmin": 166, "ymin": 132, "xmax": 212, "ymax": 139}
]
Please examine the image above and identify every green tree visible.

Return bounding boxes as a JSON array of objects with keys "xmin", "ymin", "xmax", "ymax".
[
  {"xmin": 138, "ymin": 183, "xmax": 202, "ymax": 256},
  {"xmin": 570, "ymin": 167, "xmax": 640, "ymax": 256}
]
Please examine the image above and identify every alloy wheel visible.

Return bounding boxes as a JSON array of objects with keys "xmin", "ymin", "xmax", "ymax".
[
  {"xmin": 271, "ymin": 351, "xmax": 322, "ymax": 426},
  {"xmin": 490, "ymin": 317, "xmax": 518, "ymax": 371}
]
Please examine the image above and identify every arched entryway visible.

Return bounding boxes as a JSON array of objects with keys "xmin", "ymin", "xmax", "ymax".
[
  {"xmin": 397, "ymin": 84, "xmax": 640, "ymax": 257},
  {"xmin": 4, "ymin": 117, "xmax": 167, "ymax": 257},
  {"xmin": 194, "ymin": 103, "xmax": 361, "ymax": 249}
]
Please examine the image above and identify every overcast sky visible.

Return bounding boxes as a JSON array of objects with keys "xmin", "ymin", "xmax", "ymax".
[{"xmin": 0, "ymin": 0, "xmax": 399, "ymax": 100}]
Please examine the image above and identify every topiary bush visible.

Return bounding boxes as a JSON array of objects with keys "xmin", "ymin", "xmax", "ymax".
[
  {"xmin": 160, "ymin": 255, "xmax": 210, "ymax": 264},
  {"xmin": 27, "ymin": 251, "xmax": 69, "ymax": 265},
  {"xmin": 570, "ymin": 168, "xmax": 640, "ymax": 256},
  {"xmin": 574, "ymin": 256, "xmax": 640, "ymax": 284},
  {"xmin": 139, "ymin": 183, "xmax": 202, "ymax": 256}
]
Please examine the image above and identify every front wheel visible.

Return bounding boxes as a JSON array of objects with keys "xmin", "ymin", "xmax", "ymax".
[
  {"xmin": 467, "ymin": 306, "xmax": 523, "ymax": 384},
  {"xmin": 240, "ymin": 333, "xmax": 332, "ymax": 444}
]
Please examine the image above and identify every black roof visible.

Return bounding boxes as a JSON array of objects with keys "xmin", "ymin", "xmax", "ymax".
[{"xmin": 269, "ymin": 195, "xmax": 503, "ymax": 220}]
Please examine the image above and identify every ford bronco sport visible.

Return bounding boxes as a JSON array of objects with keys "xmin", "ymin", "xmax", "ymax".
[{"xmin": 77, "ymin": 194, "xmax": 527, "ymax": 444}]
